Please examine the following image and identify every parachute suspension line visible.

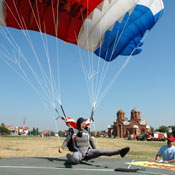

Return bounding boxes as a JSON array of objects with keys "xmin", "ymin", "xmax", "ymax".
[
  {"xmin": 96, "ymin": 32, "xmax": 149, "ymax": 109},
  {"xmin": 76, "ymin": 15, "xmax": 98, "ymax": 109},
  {"xmin": 94, "ymin": 6, "xmax": 131, "ymax": 95},
  {"xmin": 81, "ymin": 8, "xmax": 131, "ymax": 110},
  {"xmin": 28, "ymin": 1, "xmax": 59, "ymax": 105},
  {"xmin": 94, "ymin": 0, "xmax": 164, "ymax": 109},
  {"xmin": 94, "ymin": 0, "xmax": 164, "ymax": 110},
  {"xmin": 0, "ymin": 49, "xmax": 59, "ymax": 129},
  {"xmin": 51, "ymin": 0, "xmax": 62, "ymax": 106},
  {"xmin": 0, "ymin": 2, "xmax": 63, "ymax": 135},
  {"xmin": 73, "ymin": 6, "xmax": 98, "ymax": 137},
  {"xmin": 0, "ymin": 36, "xmax": 56, "ymax": 112},
  {"xmin": 74, "ymin": 7, "xmax": 98, "ymax": 148},
  {"xmin": 25, "ymin": 2, "xmax": 63, "ymax": 107},
  {"xmin": 29, "ymin": 0, "xmax": 62, "ymax": 107},
  {"xmin": 0, "ymin": 49, "xmax": 61, "ymax": 134},
  {"xmin": 78, "ymin": 1, "xmax": 97, "ymax": 108},
  {"xmin": 41, "ymin": 24, "xmax": 59, "ymax": 106},
  {"xmin": 75, "ymin": 2, "xmax": 123, "ymax": 111},
  {"xmin": 24, "ymin": 0, "xmax": 63, "ymax": 140},
  {"xmin": 92, "ymin": 20, "xmax": 110, "ymax": 107},
  {"xmin": 15, "ymin": 31, "xmax": 55, "ymax": 105},
  {"xmin": 92, "ymin": 12, "xmax": 132, "ymax": 107},
  {"xmin": 4, "ymin": 27, "xmax": 53, "ymax": 105},
  {"xmin": 0, "ymin": 27, "xmax": 50, "ymax": 102},
  {"xmin": 27, "ymin": 1, "xmax": 63, "ymax": 141},
  {"xmin": 92, "ymin": 9, "xmax": 134, "ymax": 108},
  {"xmin": 0, "ymin": 50, "xmax": 53, "ymax": 108}
]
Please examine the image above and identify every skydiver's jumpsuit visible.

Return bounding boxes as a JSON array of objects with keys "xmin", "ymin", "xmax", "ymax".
[{"xmin": 62, "ymin": 128, "xmax": 120, "ymax": 163}]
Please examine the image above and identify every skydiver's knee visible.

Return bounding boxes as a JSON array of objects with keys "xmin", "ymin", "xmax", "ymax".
[{"xmin": 73, "ymin": 152, "xmax": 83, "ymax": 162}]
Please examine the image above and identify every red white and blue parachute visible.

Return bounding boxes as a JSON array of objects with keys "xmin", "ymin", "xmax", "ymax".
[
  {"xmin": 0, "ymin": 0, "xmax": 164, "ymax": 62},
  {"xmin": 0, "ymin": 0, "xmax": 164, "ymax": 128}
]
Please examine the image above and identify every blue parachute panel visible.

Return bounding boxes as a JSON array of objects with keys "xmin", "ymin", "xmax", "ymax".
[{"xmin": 94, "ymin": 4, "xmax": 163, "ymax": 62}]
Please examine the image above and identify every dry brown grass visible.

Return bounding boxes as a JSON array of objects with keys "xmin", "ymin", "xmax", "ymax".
[{"xmin": 0, "ymin": 136, "xmax": 165, "ymax": 161}]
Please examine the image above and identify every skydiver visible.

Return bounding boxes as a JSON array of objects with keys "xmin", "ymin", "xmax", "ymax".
[{"xmin": 58, "ymin": 117, "xmax": 130, "ymax": 164}]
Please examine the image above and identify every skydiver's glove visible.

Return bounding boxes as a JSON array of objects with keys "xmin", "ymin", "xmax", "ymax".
[{"xmin": 58, "ymin": 146, "xmax": 63, "ymax": 153}]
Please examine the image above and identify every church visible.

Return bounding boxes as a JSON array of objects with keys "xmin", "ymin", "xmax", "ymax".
[{"xmin": 108, "ymin": 108, "xmax": 151, "ymax": 139}]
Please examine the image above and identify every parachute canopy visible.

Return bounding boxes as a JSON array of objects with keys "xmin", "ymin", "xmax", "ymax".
[{"xmin": 0, "ymin": 0, "xmax": 164, "ymax": 61}]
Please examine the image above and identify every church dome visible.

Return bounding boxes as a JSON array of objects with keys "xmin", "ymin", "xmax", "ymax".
[
  {"xmin": 146, "ymin": 125, "xmax": 150, "ymax": 129},
  {"xmin": 118, "ymin": 109, "xmax": 124, "ymax": 113},
  {"xmin": 132, "ymin": 125, "xmax": 139, "ymax": 129},
  {"xmin": 131, "ymin": 108, "xmax": 140, "ymax": 112}
]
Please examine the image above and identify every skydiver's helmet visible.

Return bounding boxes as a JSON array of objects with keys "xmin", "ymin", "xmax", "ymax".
[{"xmin": 77, "ymin": 117, "xmax": 85, "ymax": 129}]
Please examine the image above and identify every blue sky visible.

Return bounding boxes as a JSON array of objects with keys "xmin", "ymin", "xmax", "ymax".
[{"xmin": 0, "ymin": 1, "xmax": 174, "ymax": 131}]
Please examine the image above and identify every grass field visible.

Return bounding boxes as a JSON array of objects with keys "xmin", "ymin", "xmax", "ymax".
[{"xmin": 0, "ymin": 136, "xmax": 165, "ymax": 161}]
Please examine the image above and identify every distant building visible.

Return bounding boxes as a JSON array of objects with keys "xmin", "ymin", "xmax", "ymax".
[
  {"xmin": 42, "ymin": 130, "xmax": 51, "ymax": 137},
  {"xmin": 5, "ymin": 125, "xmax": 29, "ymax": 136},
  {"xmin": 18, "ymin": 126, "xmax": 29, "ymax": 135},
  {"xmin": 108, "ymin": 108, "xmax": 151, "ymax": 139},
  {"xmin": 5, "ymin": 125, "xmax": 18, "ymax": 135}
]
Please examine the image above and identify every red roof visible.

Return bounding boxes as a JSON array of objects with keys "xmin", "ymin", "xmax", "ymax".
[
  {"xmin": 18, "ymin": 126, "xmax": 29, "ymax": 130},
  {"xmin": 42, "ymin": 130, "xmax": 51, "ymax": 135},
  {"xmin": 5, "ymin": 126, "xmax": 14, "ymax": 130}
]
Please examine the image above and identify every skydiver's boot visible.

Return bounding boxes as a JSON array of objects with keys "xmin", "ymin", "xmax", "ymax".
[
  {"xmin": 66, "ymin": 154, "xmax": 80, "ymax": 164},
  {"xmin": 119, "ymin": 147, "xmax": 130, "ymax": 158}
]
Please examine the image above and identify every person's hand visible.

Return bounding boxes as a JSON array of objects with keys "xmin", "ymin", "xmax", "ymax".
[
  {"xmin": 155, "ymin": 159, "xmax": 163, "ymax": 163},
  {"xmin": 58, "ymin": 146, "xmax": 63, "ymax": 153},
  {"xmin": 163, "ymin": 160, "xmax": 169, "ymax": 163}
]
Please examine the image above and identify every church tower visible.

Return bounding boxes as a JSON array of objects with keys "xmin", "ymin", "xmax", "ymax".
[
  {"xmin": 117, "ymin": 109, "xmax": 125, "ymax": 122},
  {"xmin": 131, "ymin": 108, "xmax": 141, "ymax": 122}
]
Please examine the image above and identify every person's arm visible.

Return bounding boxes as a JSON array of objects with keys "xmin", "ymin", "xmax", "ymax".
[
  {"xmin": 58, "ymin": 131, "xmax": 72, "ymax": 153},
  {"xmin": 89, "ymin": 135, "xmax": 96, "ymax": 149},
  {"xmin": 86, "ymin": 127, "xmax": 96, "ymax": 149},
  {"xmin": 155, "ymin": 154, "xmax": 161, "ymax": 162},
  {"xmin": 167, "ymin": 159, "xmax": 175, "ymax": 163},
  {"xmin": 155, "ymin": 147, "xmax": 163, "ymax": 162}
]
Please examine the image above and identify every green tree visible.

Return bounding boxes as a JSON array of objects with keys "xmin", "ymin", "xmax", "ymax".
[
  {"xmin": 0, "ymin": 125, "xmax": 11, "ymax": 135},
  {"xmin": 30, "ymin": 128, "xmax": 40, "ymax": 136},
  {"xmin": 150, "ymin": 126, "xmax": 154, "ymax": 132},
  {"xmin": 58, "ymin": 130, "xmax": 65, "ymax": 137},
  {"xmin": 0, "ymin": 123, "xmax": 5, "ymax": 127},
  {"xmin": 171, "ymin": 126, "xmax": 175, "ymax": 137},
  {"xmin": 158, "ymin": 125, "xmax": 169, "ymax": 133},
  {"xmin": 51, "ymin": 131, "xmax": 55, "ymax": 136}
]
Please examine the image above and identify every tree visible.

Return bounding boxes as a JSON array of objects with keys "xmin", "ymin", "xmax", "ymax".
[
  {"xmin": 58, "ymin": 130, "xmax": 65, "ymax": 137},
  {"xmin": 150, "ymin": 126, "xmax": 154, "ymax": 132},
  {"xmin": 30, "ymin": 128, "xmax": 40, "ymax": 136},
  {"xmin": 171, "ymin": 126, "xmax": 175, "ymax": 137},
  {"xmin": 51, "ymin": 131, "xmax": 55, "ymax": 136},
  {"xmin": 158, "ymin": 125, "xmax": 169, "ymax": 133},
  {"xmin": 0, "ymin": 123, "xmax": 5, "ymax": 127},
  {"xmin": 0, "ymin": 125, "xmax": 11, "ymax": 135}
]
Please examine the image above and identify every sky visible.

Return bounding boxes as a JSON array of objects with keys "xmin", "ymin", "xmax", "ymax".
[{"xmin": 0, "ymin": 0, "xmax": 175, "ymax": 132}]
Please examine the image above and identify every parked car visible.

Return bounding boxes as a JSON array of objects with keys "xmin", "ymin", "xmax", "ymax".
[{"xmin": 136, "ymin": 133, "xmax": 149, "ymax": 141}]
